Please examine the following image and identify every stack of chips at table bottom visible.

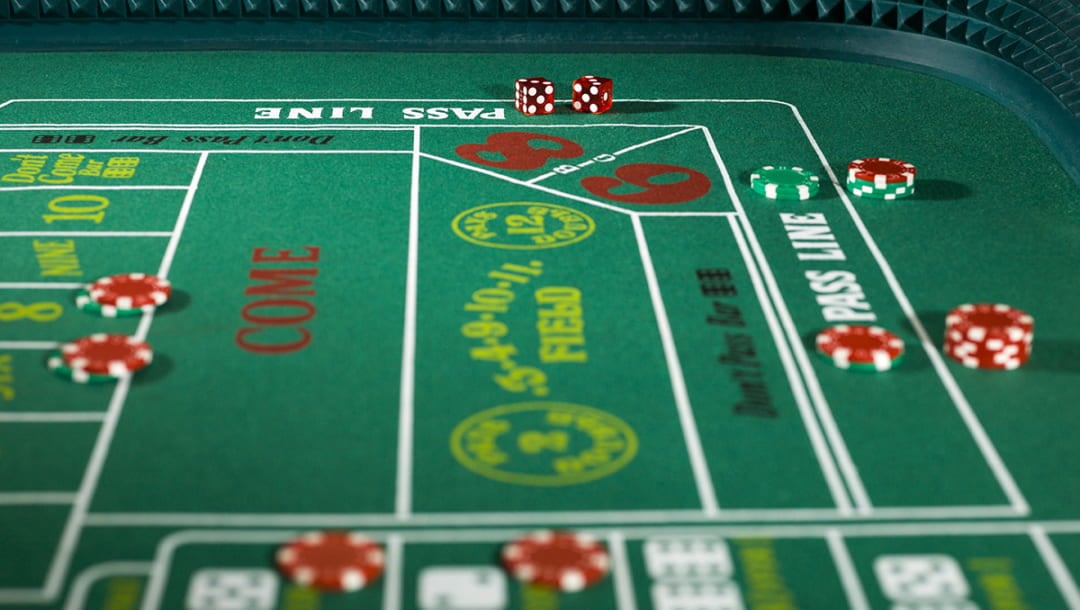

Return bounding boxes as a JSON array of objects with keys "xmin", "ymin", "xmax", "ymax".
[
  {"xmin": 944, "ymin": 303, "xmax": 1034, "ymax": 370},
  {"xmin": 846, "ymin": 157, "xmax": 916, "ymax": 200}
]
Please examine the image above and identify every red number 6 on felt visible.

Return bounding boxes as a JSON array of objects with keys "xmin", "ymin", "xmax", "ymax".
[
  {"xmin": 455, "ymin": 132, "xmax": 585, "ymax": 171},
  {"xmin": 581, "ymin": 163, "xmax": 711, "ymax": 204}
]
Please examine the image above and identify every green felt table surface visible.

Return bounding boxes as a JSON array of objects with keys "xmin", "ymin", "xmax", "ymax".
[{"xmin": 0, "ymin": 51, "xmax": 1078, "ymax": 610}]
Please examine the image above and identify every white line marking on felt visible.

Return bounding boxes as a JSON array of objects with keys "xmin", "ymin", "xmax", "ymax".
[
  {"xmin": 612, "ymin": 126, "xmax": 704, "ymax": 158},
  {"xmin": 82, "ymin": 507, "xmax": 840, "ymax": 528},
  {"xmin": 0, "ymin": 125, "xmax": 418, "ymax": 131},
  {"xmin": 157, "ymin": 152, "xmax": 207, "ymax": 280},
  {"xmin": 0, "ymin": 231, "xmax": 171, "ymax": 237},
  {"xmin": 0, "ymin": 492, "xmax": 77, "ymax": 505},
  {"xmin": 635, "ymin": 211, "xmax": 739, "ymax": 217},
  {"xmin": 724, "ymin": 215, "xmax": 854, "ymax": 515},
  {"xmin": 40, "ymin": 376, "xmax": 133, "ymax": 604},
  {"xmin": 706, "ymin": 129, "xmax": 866, "ymax": 514},
  {"xmin": 866, "ymin": 505, "xmax": 1023, "ymax": 519},
  {"xmin": 0, "ymin": 340, "xmax": 60, "ymax": 350},
  {"xmin": 0, "ymin": 412, "xmax": 105, "ymax": 423},
  {"xmin": 1031, "ymin": 526, "xmax": 1080, "ymax": 609},
  {"xmin": 382, "ymin": 535, "xmax": 405, "ymax": 610},
  {"xmin": 0, "ymin": 282, "xmax": 84, "ymax": 290},
  {"xmin": 0, "ymin": 147, "xmax": 408, "ymax": 153},
  {"xmin": 81, "ymin": 504, "xmax": 1028, "ymax": 528},
  {"xmin": 609, "ymin": 531, "xmax": 639, "ymax": 610},
  {"xmin": 632, "ymin": 214, "xmax": 720, "ymax": 517},
  {"xmin": 0, "ymin": 185, "xmax": 189, "ymax": 192},
  {"xmin": 788, "ymin": 104, "xmax": 1031, "ymax": 515},
  {"xmin": 419, "ymin": 152, "xmax": 632, "ymax": 216},
  {"xmin": 138, "ymin": 520, "xmax": 1080, "ymax": 550},
  {"xmin": 826, "ymin": 529, "xmax": 872, "ymax": 610},
  {"xmin": 63, "ymin": 562, "xmax": 152, "ymax": 610},
  {"xmin": 395, "ymin": 128, "xmax": 421, "ymax": 521}
]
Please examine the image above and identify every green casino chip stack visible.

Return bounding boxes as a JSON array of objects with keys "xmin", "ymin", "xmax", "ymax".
[{"xmin": 750, "ymin": 166, "xmax": 821, "ymax": 200}]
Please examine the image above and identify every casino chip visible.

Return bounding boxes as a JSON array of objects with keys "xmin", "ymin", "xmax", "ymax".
[
  {"xmin": 944, "ymin": 303, "xmax": 1033, "ymax": 370},
  {"xmin": 75, "ymin": 289, "xmax": 152, "ymax": 318},
  {"xmin": 750, "ymin": 166, "xmax": 820, "ymax": 200},
  {"xmin": 47, "ymin": 352, "xmax": 120, "ymax": 384},
  {"xmin": 59, "ymin": 334, "xmax": 153, "ymax": 377},
  {"xmin": 846, "ymin": 177, "xmax": 915, "ymax": 200},
  {"xmin": 816, "ymin": 324, "xmax": 905, "ymax": 372},
  {"xmin": 87, "ymin": 273, "xmax": 172, "ymax": 309},
  {"xmin": 847, "ymin": 158, "xmax": 916, "ymax": 186},
  {"xmin": 501, "ymin": 530, "xmax": 610, "ymax": 592},
  {"xmin": 845, "ymin": 158, "xmax": 917, "ymax": 201},
  {"xmin": 276, "ymin": 531, "xmax": 385, "ymax": 592}
]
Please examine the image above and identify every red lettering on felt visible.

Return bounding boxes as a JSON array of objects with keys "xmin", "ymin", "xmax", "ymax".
[
  {"xmin": 245, "ymin": 268, "xmax": 318, "ymax": 296},
  {"xmin": 252, "ymin": 246, "xmax": 320, "ymax": 263},
  {"xmin": 241, "ymin": 299, "xmax": 316, "ymax": 326},
  {"xmin": 235, "ymin": 326, "xmax": 312, "ymax": 354},
  {"xmin": 237, "ymin": 246, "xmax": 320, "ymax": 355}
]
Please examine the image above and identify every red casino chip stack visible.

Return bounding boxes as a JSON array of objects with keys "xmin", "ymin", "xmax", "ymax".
[
  {"xmin": 89, "ymin": 273, "xmax": 172, "ymax": 309},
  {"xmin": 275, "ymin": 531, "xmax": 385, "ymax": 592},
  {"xmin": 846, "ymin": 157, "xmax": 917, "ymax": 200},
  {"xmin": 501, "ymin": 530, "xmax": 610, "ymax": 592},
  {"xmin": 78, "ymin": 273, "xmax": 173, "ymax": 318},
  {"xmin": 59, "ymin": 334, "xmax": 154, "ymax": 378},
  {"xmin": 944, "ymin": 303, "xmax": 1034, "ymax": 370}
]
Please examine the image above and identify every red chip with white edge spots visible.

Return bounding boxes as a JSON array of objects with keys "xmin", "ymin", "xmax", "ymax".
[
  {"xmin": 275, "ymin": 531, "xmax": 385, "ymax": 592},
  {"xmin": 501, "ymin": 530, "xmax": 610, "ymax": 591},
  {"xmin": 943, "ymin": 303, "xmax": 1033, "ymax": 370},
  {"xmin": 847, "ymin": 157, "xmax": 917, "ymax": 187},
  {"xmin": 815, "ymin": 324, "xmax": 905, "ymax": 371},
  {"xmin": 945, "ymin": 303, "xmax": 1033, "ymax": 344},
  {"xmin": 88, "ymin": 273, "xmax": 172, "ymax": 309},
  {"xmin": 60, "ymin": 333, "xmax": 153, "ymax": 377}
]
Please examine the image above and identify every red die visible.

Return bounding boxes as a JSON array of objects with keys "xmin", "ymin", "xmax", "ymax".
[
  {"xmin": 515, "ymin": 77, "xmax": 555, "ymax": 116},
  {"xmin": 571, "ymin": 75, "xmax": 613, "ymax": 114}
]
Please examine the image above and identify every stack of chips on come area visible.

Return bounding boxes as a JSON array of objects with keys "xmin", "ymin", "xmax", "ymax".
[{"xmin": 846, "ymin": 157, "xmax": 916, "ymax": 200}]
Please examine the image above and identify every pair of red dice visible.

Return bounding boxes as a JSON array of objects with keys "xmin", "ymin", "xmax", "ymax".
[{"xmin": 514, "ymin": 75, "xmax": 613, "ymax": 116}]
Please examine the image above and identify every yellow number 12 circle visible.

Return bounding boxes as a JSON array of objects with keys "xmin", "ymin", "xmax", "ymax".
[{"xmin": 451, "ymin": 202, "xmax": 596, "ymax": 250}]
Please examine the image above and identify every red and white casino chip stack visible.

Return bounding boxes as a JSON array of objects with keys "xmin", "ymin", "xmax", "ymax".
[{"xmin": 944, "ymin": 303, "xmax": 1034, "ymax": 370}]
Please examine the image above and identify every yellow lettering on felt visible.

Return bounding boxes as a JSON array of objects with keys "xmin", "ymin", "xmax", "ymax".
[
  {"xmin": 33, "ymin": 239, "xmax": 82, "ymax": 277},
  {"xmin": 0, "ymin": 354, "xmax": 14, "ymax": 401}
]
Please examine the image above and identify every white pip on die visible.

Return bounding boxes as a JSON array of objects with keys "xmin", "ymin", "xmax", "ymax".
[{"xmin": 515, "ymin": 77, "xmax": 555, "ymax": 116}]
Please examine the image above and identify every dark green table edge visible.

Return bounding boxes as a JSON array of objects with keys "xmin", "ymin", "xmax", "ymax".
[{"xmin": 0, "ymin": 15, "xmax": 1078, "ymax": 187}]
